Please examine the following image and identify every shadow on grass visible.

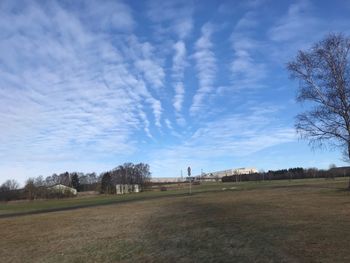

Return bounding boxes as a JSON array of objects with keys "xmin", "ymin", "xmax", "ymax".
[
  {"xmin": 139, "ymin": 183, "xmax": 350, "ymax": 263},
  {"xmin": 0, "ymin": 189, "xmax": 221, "ymax": 219},
  {"xmin": 139, "ymin": 196, "xmax": 295, "ymax": 263}
]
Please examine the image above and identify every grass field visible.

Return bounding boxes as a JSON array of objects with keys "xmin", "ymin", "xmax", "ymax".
[{"xmin": 1, "ymin": 178, "xmax": 350, "ymax": 262}]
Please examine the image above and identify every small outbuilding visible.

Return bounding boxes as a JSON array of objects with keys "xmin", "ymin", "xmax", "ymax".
[
  {"xmin": 116, "ymin": 184, "xmax": 140, "ymax": 195},
  {"xmin": 49, "ymin": 184, "xmax": 77, "ymax": 195}
]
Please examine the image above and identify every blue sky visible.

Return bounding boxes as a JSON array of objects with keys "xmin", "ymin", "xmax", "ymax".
[{"xmin": 1, "ymin": 0, "xmax": 350, "ymax": 185}]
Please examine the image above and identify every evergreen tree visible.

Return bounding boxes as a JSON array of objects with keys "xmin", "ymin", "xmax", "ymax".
[
  {"xmin": 71, "ymin": 173, "xmax": 80, "ymax": 192},
  {"xmin": 100, "ymin": 172, "xmax": 112, "ymax": 194}
]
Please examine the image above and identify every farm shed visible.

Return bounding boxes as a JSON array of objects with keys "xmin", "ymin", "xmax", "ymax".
[{"xmin": 49, "ymin": 184, "xmax": 77, "ymax": 195}]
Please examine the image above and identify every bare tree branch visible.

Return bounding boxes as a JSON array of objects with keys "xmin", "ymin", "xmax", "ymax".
[{"xmin": 287, "ymin": 33, "xmax": 350, "ymax": 160}]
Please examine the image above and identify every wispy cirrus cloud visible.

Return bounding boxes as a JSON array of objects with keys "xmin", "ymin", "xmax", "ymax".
[
  {"xmin": 0, "ymin": 0, "xmax": 163, "ymax": 168},
  {"xmin": 230, "ymin": 10, "xmax": 267, "ymax": 90},
  {"xmin": 147, "ymin": 0, "xmax": 193, "ymax": 125},
  {"xmin": 190, "ymin": 23, "xmax": 216, "ymax": 115},
  {"xmin": 121, "ymin": 36, "xmax": 165, "ymax": 91},
  {"xmin": 267, "ymin": 0, "xmax": 350, "ymax": 62},
  {"xmin": 172, "ymin": 41, "xmax": 186, "ymax": 115},
  {"xmin": 149, "ymin": 104, "xmax": 296, "ymax": 177},
  {"xmin": 81, "ymin": 0, "xmax": 135, "ymax": 32},
  {"xmin": 230, "ymin": 37, "xmax": 266, "ymax": 89},
  {"xmin": 2, "ymin": 0, "xmax": 349, "ymax": 185},
  {"xmin": 147, "ymin": 0, "xmax": 193, "ymax": 39},
  {"xmin": 268, "ymin": 1, "xmax": 317, "ymax": 42},
  {"xmin": 187, "ymin": 105, "xmax": 295, "ymax": 157}
]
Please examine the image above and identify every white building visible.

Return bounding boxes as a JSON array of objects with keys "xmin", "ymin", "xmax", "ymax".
[
  {"xmin": 232, "ymin": 167, "xmax": 258, "ymax": 175},
  {"xmin": 150, "ymin": 177, "xmax": 184, "ymax": 183},
  {"xmin": 116, "ymin": 184, "xmax": 140, "ymax": 195},
  {"xmin": 150, "ymin": 168, "xmax": 258, "ymax": 183},
  {"xmin": 201, "ymin": 167, "xmax": 258, "ymax": 179},
  {"xmin": 49, "ymin": 184, "xmax": 77, "ymax": 195}
]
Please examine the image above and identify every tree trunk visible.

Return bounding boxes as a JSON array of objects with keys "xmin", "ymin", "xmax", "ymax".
[{"xmin": 348, "ymin": 142, "xmax": 350, "ymax": 189}]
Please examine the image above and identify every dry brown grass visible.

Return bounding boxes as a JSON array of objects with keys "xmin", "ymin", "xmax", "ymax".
[{"xmin": 1, "ymin": 180, "xmax": 350, "ymax": 262}]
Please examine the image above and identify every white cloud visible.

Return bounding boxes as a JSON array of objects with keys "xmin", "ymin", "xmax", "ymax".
[
  {"xmin": 235, "ymin": 11, "xmax": 257, "ymax": 30},
  {"xmin": 172, "ymin": 41, "xmax": 187, "ymax": 79},
  {"xmin": 147, "ymin": 97, "xmax": 163, "ymax": 128},
  {"xmin": 86, "ymin": 0, "xmax": 135, "ymax": 32},
  {"xmin": 147, "ymin": 1, "xmax": 192, "ymax": 123},
  {"xmin": 148, "ymin": 105, "xmax": 296, "ymax": 177},
  {"xmin": 230, "ymin": 10, "xmax": 266, "ymax": 90},
  {"xmin": 2, "ymin": 0, "xmax": 348, "ymax": 185},
  {"xmin": 230, "ymin": 38, "xmax": 266, "ymax": 88},
  {"xmin": 245, "ymin": 0, "xmax": 267, "ymax": 8},
  {"xmin": 124, "ymin": 36, "xmax": 165, "ymax": 90},
  {"xmin": 266, "ymin": 1, "xmax": 347, "ymax": 62},
  {"xmin": 187, "ymin": 105, "xmax": 294, "ymax": 156},
  {"xmin": 144, "ymin": 0, "xmax": 195, "ymax": 129},
  {"xmin": 165, "ymin": 119, "xmax": 173, "ymax": 130},
  {"xmin": 268, "ymin": 1, "xmax": 318, "ymax": 42},
  {"xmin": 147, "ymin": 0, "xmax": 193, "ymax": 39},
  {"xmin": 190, "ymin": 23, "xmax": 216, "ymax": 114},
  {"xmin": 135, "ymin": 59, "xmax": 165, "ymax": 89},
  {"xmin": 0, "ymin": 0, "xmax": 163, "ymax": 181},
  {"xmin": 138, "ymin": 109, "xmax": 153, "ymax": 138},
  {"xmin": 172, "ymin": 41, "xmax": 186, "ymax": 113},
  {"xmin": 173, "ymin": 83, "xmax": 185, "ymax": 113}
]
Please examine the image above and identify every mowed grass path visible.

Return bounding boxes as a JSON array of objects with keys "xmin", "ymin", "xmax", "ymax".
[{"xmin": 1, "ymin": 179, "xmax": 350, "ymax": 262}]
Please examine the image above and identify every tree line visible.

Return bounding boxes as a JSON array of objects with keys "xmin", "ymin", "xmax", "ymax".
[
  {"xmin": 222, "ymin": 166, "xmax": 350, "ymax": 183},
  {"xmin": 100, "ymin": 163, "xmax": 151, "ymax": 194},
  {"xmin": 0, "ymin": 162, "xmax": 151, "ymax": 201}
]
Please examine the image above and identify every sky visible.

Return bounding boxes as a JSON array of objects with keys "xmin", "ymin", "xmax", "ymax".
[{"xmin": 1, "ymin": 0, "xmax": 350, "ymax": 185}]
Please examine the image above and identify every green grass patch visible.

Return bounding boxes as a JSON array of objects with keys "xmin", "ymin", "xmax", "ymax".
[{"xmin": 0, "ymin": 178, "xmax": 348, "ymax": 216}]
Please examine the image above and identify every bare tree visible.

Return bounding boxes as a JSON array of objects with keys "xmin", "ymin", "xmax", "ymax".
[
  {"xmin": 24, "ymin": 178, "xmax": 36, "ymax": 200},
  {"xmin": 287, "ymin": 33, "xmax": 350, "ymax": 160},
  {"xmin": 1, "ymin": 179, "xmax": 19, "ymax": 191}
]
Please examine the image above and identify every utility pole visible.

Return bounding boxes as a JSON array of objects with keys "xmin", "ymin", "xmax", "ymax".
[{"xmin": 187, "ymin": 166, "xmax": 192, "ymax": 195}]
